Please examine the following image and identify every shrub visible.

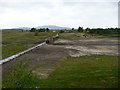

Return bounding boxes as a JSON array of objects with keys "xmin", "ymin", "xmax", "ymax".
[
  {"xmin": 59, "ymin": 30, "xmax": 64, "ymax": 33},
  {"xmin": 3, "ymin": 60, "xmax": 40, "ymax": 88}
]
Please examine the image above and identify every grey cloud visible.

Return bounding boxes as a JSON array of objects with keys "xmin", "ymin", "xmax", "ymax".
[
  {"xmin": 0, "ymin": 2, "xmax": 53, "ymax": 10},
  {"xmin": 0, "ymin": 0, "xmax": 118, "ymax": 29}
]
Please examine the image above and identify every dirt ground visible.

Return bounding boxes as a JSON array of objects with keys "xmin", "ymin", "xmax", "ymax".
[
  {"xmin": 2, "ymin": 37, "xmax": 119, "ymax": 79},
  {"xmin": 54, "ymin": 37, "xmax": 119, "ymax": 57}
]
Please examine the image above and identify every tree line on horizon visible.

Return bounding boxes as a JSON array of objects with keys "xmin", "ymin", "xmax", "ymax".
[
  {"xmin": 77, "ymin": 27, "xmax": 120, "ymax": 35},
  {"xmin": 29, "ymin": 26, "xmax": 120, "ymax": 35},
  {"xmin": 30, "ymin": 28, "xmax": 50, "ymax": 32}
]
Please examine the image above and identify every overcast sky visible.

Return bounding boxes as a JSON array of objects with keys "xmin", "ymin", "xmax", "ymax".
[{"xmin": 0, "ymin": 0, "xmax": 119, "ymax": 29}]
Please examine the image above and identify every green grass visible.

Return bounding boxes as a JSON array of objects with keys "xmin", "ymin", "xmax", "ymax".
[
  {"xmin": 0, "ymin": 46, "xmax": 1, "ymax": 60},
  {"xmin": 59, "ymin": 32, "xmax": 120, "ymax": 39},
  {"xmin": 39, "ymin": 55, "xmax": 119, "ymax": 88},
  {"xmin": 3, "ymin": 55, "xmax": 119, "ymax": 88},
  {"xmin": 2, "ymin": 44, "xmax": 36, "ymax": 59},
  {"xmin": 0, "ymin": 31, "xmax": 2, "ymax": 60},
  {"xmin": 2, "ymin": 30, "xmax": 56, "ymax": 44},
  {"xmin": 2, "ymin": 30, "xmax": 57, "ymax": 59},
  {"xmin": 89, "ymin": 34, "xmax": 120, "ymax": 38},
  {"xmin": 59, "ymin": 33, "xmax": 85, "ymax": 39},
  {"xmin": 0, "ymin": 30, "xmax": 2, "ymax": 43},
  {"xmin": 59, "ymin": 32, "xmax": 95, "ymax": 39}
]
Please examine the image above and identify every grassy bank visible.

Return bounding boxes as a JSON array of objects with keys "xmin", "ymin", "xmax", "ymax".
[
  {"xmin": 2, "ymin": 30, "xmax": 56, "ymax": 59},
  {"xmin": 3, "ymin": 55, "xmax": 119, "ymax": 88}
]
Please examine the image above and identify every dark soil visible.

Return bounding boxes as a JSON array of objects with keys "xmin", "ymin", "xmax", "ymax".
[{"xmin": 2, "ymin": 45, "xmax": 69, "ymax": 79}]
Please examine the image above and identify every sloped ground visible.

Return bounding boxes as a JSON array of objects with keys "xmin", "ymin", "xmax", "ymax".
[{"xmin": 2, "ymin": 37, "xmax": 119, "ymax": 80}]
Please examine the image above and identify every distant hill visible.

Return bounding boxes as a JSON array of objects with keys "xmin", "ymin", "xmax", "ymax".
[
  {"xmin": 1, "ymin": 27, "xmax": 31, "ymax": 30},
  {"xmin": 1, "ymin": 25, "xmax": 72, "ymax": 30},
  {"xmin": 36, "ymin": 25, "xmax": 71, "ymax": 30},
  {"xmin": 12, "ymin": 27, "xmax": 31, "ymax": 30}
]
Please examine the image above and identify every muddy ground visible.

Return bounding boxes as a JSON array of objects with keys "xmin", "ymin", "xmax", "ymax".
[{"xmin": 2, "ymin": 37, "xmax": 119, "ymax": 80}]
